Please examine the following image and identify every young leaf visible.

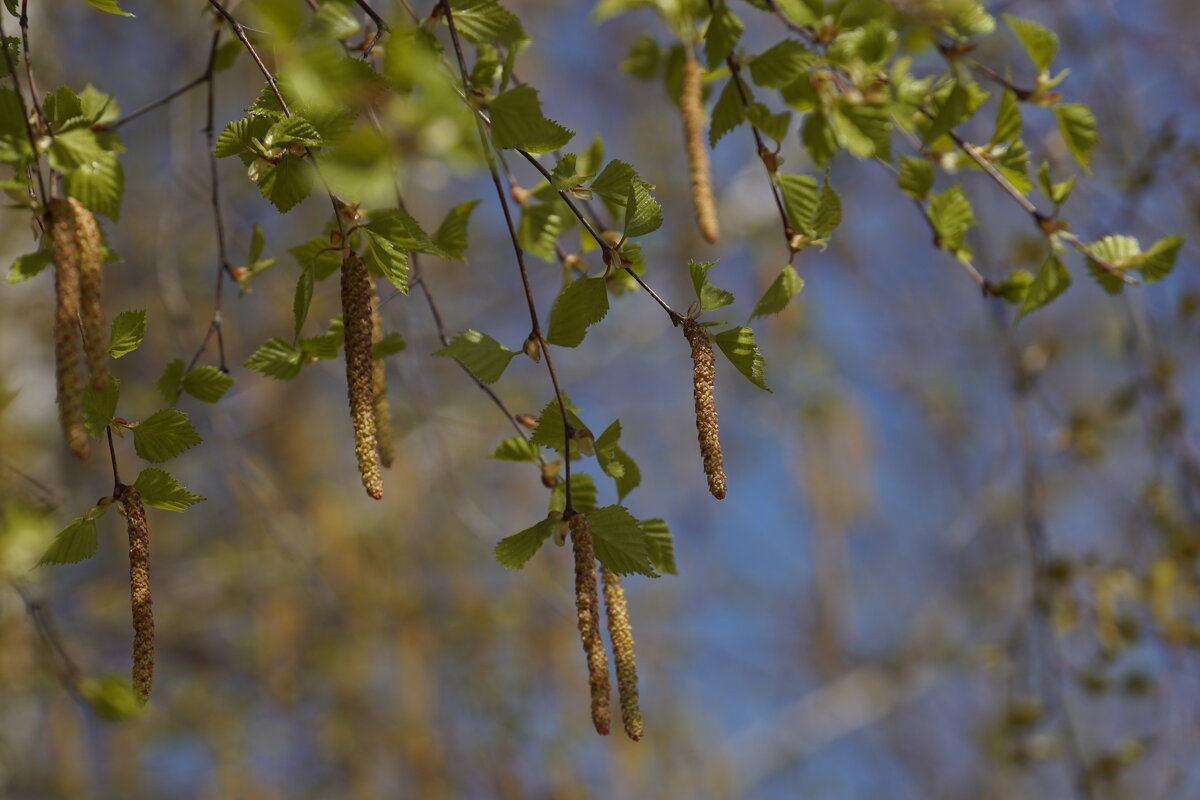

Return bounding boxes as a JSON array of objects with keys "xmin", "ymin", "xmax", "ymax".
[
  {"xmin": 132, "ymin": 409, "xmax": 202, "ymax": 463},
  {"xmin": 1139, "ymin": 235, "xmax": 1184, "ymax": 283},
  {"xmin": 181, "ymin": 366, "xmax": 234, "ymax": 404},
  {"xmin": 133, "ymin": 468, "xmax": 205, "ymax": 512},
  {"xmin": 82, "ymin": 0, "xmax": 134, "ymax": 16},
  {"xmin": 488, "ymin": 85, "xmax": 574, "ymax": 153},
  {"xmin": 82, "ymin": 376, "xmax": 120, "ymax": 439},
  {"xmin": 447, "ymin": 0, "xmax": 528, "ymax": 49},
  {"xmin": 1004, "ymin": 15, "xmax": 1058, "ymax": 73},
  {"xmin": 372, "ymin": 332, "xmax": 407, "ymax": 359},
  {"xmin": 715, "ymin": 326, "xmax": 770, "ymax": 392},
  {"xmin": 156, "ymin": 359, "xmax": 185, "ymax": 403},
  {"xmin": 612, "ymin": 446, "xmax": 641, "ymax": 500},
  {"xmin": 434, "ymin": 329, "xmax": 516, "ymax": 384},
  {"xmin": 530, "ymin": 396, "xmax": 587, "ymax": 457},
  {"xmin": 108, "ymin": 310, "xmax": 146, "ymax": 358},
  {"xmin": 927, "ymin": 184, "xmax": 976, "ymax": 254},
  {"xmin": 65, "ymin": 152, "xmax": 124, "ymax": 220},
  {"xmin": 5, "ymin": 250, "xmax": 52, "ymax": 284},
  {"xmin": 746, "ymin": 103, "xmax": 792, "ymax": 143},
  {"xmin": 812, "ymin": 178, "xmax": 842, "ymax": 239},
  {"xmin": 256, "ymin": 154, "xmax": 314, "ymax": 213},
  {"xmin": 243, "ymin": 338, "xmax": 304, "ymax": 380},
  {"xmin": 622, "ymin": 180, "xmax": 662, "ymax": 239},
  {"xmin": 491, "ymin": 437, "xmax": 541, "ymax": 462},
  {"xmin": 546, "ymin": 276, "xmax": 609, "ymax": 348},
  {"xmin": 704, "ymin": 1, "xmax": 743, "ymax": 68},
  {"xmin": 1017, "ymin": 254, "xmax": 1071, "ymax": 319},
  {"xmin": 777, "ymin": 173, "xmax": 818, "ymax": 236},
  {"xmin": 433, "ymin": 200, "xmax": 481, "ymax": 260},
  {"xmin": 38, "ymin": 516, "xmax": 99, "ymax": 565},
  {"xmin": 494, "ymin": 516, "xmax": 558, "ymax": 569},
  {"xmin": 689, "ymin": 260, "xmax": 735, "ymax": 311},
  {"xmin": 293, "ymin": 265, "xmax": 315, "ymax": 337},
  {"xmin": 1054, "ymin": 103, "xmax": 1097, "ymax": 172},
  {"xmin": 548, "ymin": 472, "xmax": 598, "ymax": 513},
  {"xmin": 750, "ymin": 265, "xmax": 805, "ymax": 319},
  {"xmin": 640, "ymin": 517, "xmax": 677, "ymax": 575},
  {"xmin": 588, "ymin": 505, "xmax": 656, "ymax": 577},
  {"xmin": 363, "ymin": 230, "xmax": 410, "ymax": 291},
  {"xmin": 992, "ymin": 89, "xmax": 1022, "ymax": 145},
  {"xmin": 748, "ymin": 40, "xmax": 813, "ymax": 89},
  {"xmin": 710, "ymin": 79, "xmax": 747, "ymax": 148}
]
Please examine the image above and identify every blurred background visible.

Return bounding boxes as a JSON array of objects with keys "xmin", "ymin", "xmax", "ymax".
[{"xmin": 2, "ymin": 0, "xmax": 1199, "ymax": 797}]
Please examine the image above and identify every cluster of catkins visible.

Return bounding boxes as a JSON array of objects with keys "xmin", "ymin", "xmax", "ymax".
[
  {"xmin": 340, "ymin": 251, "xmax": 395, "ymax": 499},
  {"xmin": 48, "ymin": 197, "xmax": 106, "ymax": 460}
]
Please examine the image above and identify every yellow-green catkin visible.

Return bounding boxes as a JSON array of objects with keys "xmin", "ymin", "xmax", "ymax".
[
  {"xmin": 121, "ymin": 487, "xmax": 154, "ymax": 705},
  {"xmin": 682, "ymin": 318, "xmax": 726, "ymax": 499},
  {"xmin": 48, "ymin": 200, "xmax": 88, "ymax": 460},
  {"xmin": 602, "ymin": 568, "xmax": 643, "ymax": 741},
  {"xmin": 68, "ymin": 198, "xmax": 108, "ymax": 392},
  {"xmin": 369, "ymin": 281, "xmax": 394, "ymax": 469},
  {"xmin": 341, "ymin": 252, "xmax": 383, "ymax": 500},
  {"xmin": 570, "ymin": 513, "xmax": 611, "ymax": 735},
  {"xmin": 681, "ymin": 54, "xmax": 719, "ymax": 245}
]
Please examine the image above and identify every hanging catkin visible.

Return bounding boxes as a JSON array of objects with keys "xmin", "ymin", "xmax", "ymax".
[
  {"xmin": 67, "ymin": 198, "xmax": 108, "ymax": 392},
  {"xmin": 602, "ymin": 568, "xmax": 643, "ymax": 741},
  {"xmin": 682, "ymin": 318, "xmax": 726, "ymax": 499},
  {"xmin": 680, "ymin": 54, "xmax": 719, "ymax": 244},
  {"xmin": 341, "ymin": 252, "xmax": 383, "ymax": 499},
  {"xmin": 569, "ymin": 513, "xmax": 611, "ymax": 735},
  {"xmin": 368, "ymin": 280, "xmax": 395, "ymax": 469},
  {"xmin": 121, "ymin": 486, "xmax": 154, "ymax": 705},
  {"xmin": 47, "ymin": 199, "xmax": 88, "ymax": 460}
]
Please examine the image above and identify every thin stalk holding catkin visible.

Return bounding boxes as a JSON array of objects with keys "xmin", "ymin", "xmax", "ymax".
[
  {"xmin": 121, "ymin": 486, "xmax": 154, "ymax": 704},
  {"xmin": 682, "ymin": 318, "xmax": 726, "ymax": 499},
  {"xmin": 368, "ymin": 280, "xmax": 394, "ymax": 469},
  {"xmin": 340, "ymin": 252, "xmax": 383, "ymax": 499},
  {"xmin": 68, "ymin": 198, "xmax": 108, "ymax": 392},
  {"xmin": 48, "ymin": 200, "xmax": 88, "ymax": 460},
  {"xmin": 570, "ymin": 512, "xmax": 611, "ymax": 735},
  {"xmin": 602, "ymin": 567, "xmax": 643, "ymax": 741},
  {"xmin": 680, "ymin": 53, "xmax": 719, "ymax": 244}
]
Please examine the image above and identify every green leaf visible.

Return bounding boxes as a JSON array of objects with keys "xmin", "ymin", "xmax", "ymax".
[
  {"xmin": 746, "ymin": 102, "xmax": 792, "ymax": 143},
  {"xmin": 243, "ymin": 337, "xmax": 304, "ymax": 380},
  {"xmin": 372, "ymin": 332, "xmax": 407, "ymax": 359},
  {"xmin": 748, "ymin": 40, "xmax": 813, "ymax": 89},
  {"xmin": 992, "ymin": 89, "xmax": 1022, "ymax": 145},
  {"xmin": 622, "ymin": 180, "xmax": 662, "ymax": 239},
  {"xmin": 108, "ymin": 310, "xmax": 145, "ymax": 358},
  {"xmin": 364, "ymin": 208, "xmax": 445, "ymax": 257},
  {"xmin": 1004, "ymin": 15, "xmax": 1058, "ymax": 73},
  {"xmin": 689, "ymin": 260, "xmax": 735, "ymax": 311},
  {"xmin": 293, "ymin": 265, "xmax": 315, "ymax": 337},
  {"xmin": 38, "ymin": 516, "xmax": 99, "ymax": 565},
  {"xmin": 491, "ymin": 437, "xmax": 541, "ymax": 462},
  {"xmin": 518, "ymin": 201, "xmax": 570, "ymax": 262},
  {"xmin": 488, "ymin": 85, "xmax": 573, "ymax": 153},
  {"xmin": 212, "ymin": 39, "xmax": 242, "ymax": 73},
  {"xmin": 831, "ymin": 100, "xmax": 890, "ymax": 159},
  {"xmin": 82, "ymin": 0, "xmax": 134, "ymax": 16},
  {"xmin": 612, "ymin": 446, "xmax": 641, "ymax": 500},
  {"xmin": 922, "ymin": 83, "xmax": 974, "ymax": 146},
  {"xmin": 640, "ymin": 517, "xmax": 677, "ymax": 575},
  {"xmin": 215, "ymin": 116, "xmax": 272, "ymax": 158},
  {"xmin": 64, "ymin": 151, "xmax": 123, "ymax": 219},
  {"xmin": 704, "ymin": 1, "xmax": 743, "ymax": 68},
  {"xmin": 133, "ymin": 468, "xmax": 205, "ymax": 512},
  {"xmin": 156, "ymin": 359, "xmax": 185, "ymax": 403},
  {"xmin": 594, "ymin": 420, "xmax": 623, "ymax": 480},
  {"xmin": 5, "ymin": 250, "xmax": 52, "ymax": 283},
  {"xmin": 530, "ymin": 396, "xmax": 588, "ymax": 457},
  {"xmin": 801, "ymin": 112, "xmax": 837, "ymax": 166},
  {"xmin": 494, "ymin": 516, "xmax": 558, "ymax": 569},
  {"xmin": 1037, "ymin": 162, "xmax": 1075, "ymax": 207},
  {"xmin": 256, "ymin": 154, "xmax": 314, "ymax": 213},
  {"xmin": 812, "ymin": 177, "xmax": 841, "ymax": 239},
  {"xmin": 549, "ymin": 153, "xmax": 596, "ymax": 191},
  {"xmin": 264, "ymin": 117, "xmax": 323, "ymax": 148},
  {"xmin": 1082, "ymin": 235, "xmax": 1138, "ymax": 294},
  {"xmin": 944, "ymin": 0, "xmax": 995, "ymax": 37},
  {"xmin": 0, "ymin": 37, "xmax": 18, "ymax": 80},
  {"xmin": 927, "ymin": 184, "xmax": 976, "ymax": 253},
  {"xmin": 621, "ymin": 34, "xmax": 660, "ymax": 80},
  {"xmin": 311, "ymin": 0, "xmax": 363, "ymax": 39},
  {"xmin": 362, "ymin": 230, "xmax": 409, "ymax": 291},
  {"xmin": 132, "ymin": 409, "xmax": 202, "ymax": 463},
  {"xmin": 433, "ymin": 200, "xmax": 481, "ymax": 260},
  {"xmin": 181, "ymin": 366, "xmax": 234, "ymax": 404},
  {"xmin": 1054, "ymin": 103, "xmax": 1097, "ymax": 172},
  {"xmin": 898, "ymin": 156, "xmax": 934, "ymax": 199},
  {"xmin": 548, "ymin": 472, "xmax": 598, "ymax": 514},
  {"xmin": 1139, "ymin": 235, "xmax": 1184, "ymax": 283},
  {"xmin": 715, "ymin": 326, "xmax": 770, "ymax": 392},
  {"xmin": 588, "ymin": 159, "xmax": 637, "ymax": 205},
  {"xmin": 710, "ymin": 79, "xmax": 746, "ymax": 148},
  {"xmin": 47, "ymin": 128, "xmax": 106, "ymax": 172},
  {"xmin": 434, "ymin": 330, "xmax": 516, "ymax": 384},
  {"xmin": 588, "ymin": 505, "xmax": 656, "ymax": 576},
  {"xmin": 1017, "ymin": 254, "xmax": 1070, "ymax": 318},
  {"xmin": 546, "ymin": 276, "xmax": 609, "ymax": 347},
  {"xmin": 447, "ymin": 0, "xmax": 528, "ymax": 50},
  {"xmin": 82, "ymin": 376, "xmax": 119, "ymax": 439},
  {"xmin": 751, "ymin": 265, "xmax": 805, "ymax": 319},
  {"xmin": 777, "ymin": 173, "xmax": 817, "ymax": 236},
  {"xmin": 80, "ymin": 676, "xmax": 143, "ymax": 721}
]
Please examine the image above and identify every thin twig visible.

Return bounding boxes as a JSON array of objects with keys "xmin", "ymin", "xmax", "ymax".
[
  {"xmin": 103, "ymin": 73, "xmax": 210, "ymax": 131},
  {"xmin": 0, "ymin": 9, "xmax": 46, "ymax": 204},
  {"xmin": 205, "ymin": 0, "xmax": 291, "ymax": 116},
  {"xmin": 106, "ymin": 424, "xmax": 122, "ymax": 492}
]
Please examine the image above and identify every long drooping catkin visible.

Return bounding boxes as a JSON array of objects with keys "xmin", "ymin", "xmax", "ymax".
[
  {"xmin": 48, "ymin": 200, "xmax": 88, "ymax": 460},
  {"xmin": 368, "ymin": 280, "xmax": 394, "ymax": 469},
  {"xmin": 680, "ymin": 54, "xmax": 719, "ymax": 244},
  {"xmin": 569, "ymin": 513, "xmax": 611, "ymax": 735},
  {"xmin": 121, "ymin": 487, "xmax": 154, "ymax": 705},
  {"xmin": 682, "ymin": 318, "xmax": 726, "ymax": 499},
  {"xmin": 341, "ymin": 253, "xmax": 383, "ymax": 499},
  {"xmin": 602, "ymin": 568, "xmax": 643, "ymax": 741},
  {"xmin": 64, "ymin": 198, "xmax": 108, "ymax": 392}
]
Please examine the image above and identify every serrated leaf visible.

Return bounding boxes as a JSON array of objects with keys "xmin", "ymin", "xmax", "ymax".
[
  {"xmin": 181, "ymin": 366, "xmax": 234, "ymax": 404},
  {"xmin": 710, "ymin": 78, "xmax": 746, "ymax": 148},
  {"xmin": 362, "ymin": 230, "xmax": 408, "ymax": 291},
  {"xmin": 5, "ymin": 250, "xmax": 52, "ymax": 283},
  {"xmin": 1004, "ymin": 15, "xmax": 1058, "ymax": 73},
  {"xmin": 132, "ymin": 409, "xmax": 201, "ymax": 463},
  {"xmin": 156, "ymin": 359, "xmax": 185, "ymax": 403},
  {"xmin": 212, "ymin": 39, "xmax": 242, "ymax": 73},
  {"xmin": 364, "ymin": 207, "xmax": 445, "ymax": 257},
  {"xmin": 372, "ymin": 332, "xmax": 406, "ymax": 359},
  {"xmin": 434, "ymin": 329, "xmax": 516, "ymax": 384},
  {"xmin": 82, "ymin": 375, "xmax": 119, "ymax": 438},
  {"xmin": 777, "ymin": 173, "xmax": 818, "ymax": 236},
  {"xmin": 264, "ymin": 117, "xmax": 323, "ymax": 148},
  {"xmin": 927, "ymin": 184, "xmax": 976, "ymax": 253},
  {"xmin": 1037, "ymin": 161, "xmax": 1075, "ymax": 207},
  {"xmin": 746, "ymin": 102, "xmax": 791, "ymax": 143},
  {"xmin": 1055, "ymin": 103, "xmax": 1097, "ymax": 172},
  {"xmin": 243, "ymin": 337, "xmax": 304, "ymax": 379},
  {"xmin": 82, "ymin": 0, "xmax": 134, "ymax": 16},
  {"xmin": 38, "ymin": 516, "xmax": 99, "ymax": 565},
  {"xmin": 107, "ymin": 309, "xmax": 146, "ymax": 358},
  {"xmin": 1139, "ymin": 235, "xmax": 1184, "ymax": 283},
  {"xmin": 133, "ymin": 468, "xmax": 205, "ymax": 512},
  {"xmin": 1017, "ymin": 254, "xmax": 1070, "ymax": 318},
  {"xmin": 47, "ymin": 128, "xmax": 105, "ymax": 172},
  {"xmin": 801, "ymin": 112, "xmax": 837, "ymax": 166},
  {"xmin": 64, "ymin": 151, "xmax": 123, "ymax": 219},
  {"xmin": 612, "ymin": 445, "xmax": 641, "ymax": 499},
  {"xmin": 992, "ymin": 89, "xmax": 1021, "ymax": 145},
  {"xmin": 812, "ymin": 178, "xmax": 841, "ymax": 238},
  {"xmin": 488, "ymin": 85, "xmax": 573, "ymax": 153},
  {"xmin": 751, "ymin": 264, "xmax": 805, "ymax": 319},
  {"xmin": 292, "ymin": 264, "xmax": 315, "ymax": 338},
  {"xmin": 491, "ymin": 436, "xmax": 541, "ymax": 462},
  {"xmin": 689, "ymin": 260, "xmax": 735, "ymax": 311},
  {"xmin": 494, "ymin": 516, "xmax": 557, "ymax": 569},
  {"xmin": 312, "ymin": 0, "xmax": 363, "ymax": 39},
  {"xmin": 622, "ymin": 180, "xmax": 662, "ymax": 239},
  {"xmin": 594, "ymin": 420, "xmax": 623, "ymax": 480},
  {"xmin": 518, "ymin": 201, "xmax": 570, "ymax": 261},
  {"xmin": 530, "ymin": 396, "xmax": 588, "ymax": 457},
  {"xmin": 640, "ymin": 517, "xmax": 677, "ymax": 575},
  {"xmin": 897, "ymin": 156, "xmax": 934, "ymax": 199},
  {"xmin": 433, "ymin": 200, "xmax": 481, "ymax": 260},
  {"xmin": 546, "ymin": 276, "xmax": 609, "ymax": 347},
  {"xmin": 704, "ymin": 1, "xmax": 743, "ymax": 68},
  {"xmin": 588, "ymin": 505, "xmax": 656, "ymax": 576},
  {"xmin": 621, "ymin": 34, "xmax": 659, "ymax": 80},
  {"xmin": 715, "ymin": 326, "xmax": 770, "ymax": 391},
  {"xmin": 448, "ymin": 0, "xmax": 528, "ymax": 49},
  {"xmin": 215, "ymin": 116, "xmax": 272, "ymax": 158},
  {"xmin": 832, "ymin": 101, "xmax": 890, "ymax": 159},
  {"xmin": 548, "ymin": 472, "xmax": 597, "ymax": 514},
  {"xmin": 588, "ymin": 159, "xmax": 637, "ymax": 205},
  {"xmin": 1082, "ymin": 234, "xmax": 1139, "ymax": 294},
  {"xmin": 256, "ymin": 154, "xmax": 314, "ymax": 213},
  {"xmin": 748, "ymin": 39, "xmax": 812, "ymax": 89},
  {"xmin": 922, "ymin": 83, "xmax": 973, "ymax": 146}
]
